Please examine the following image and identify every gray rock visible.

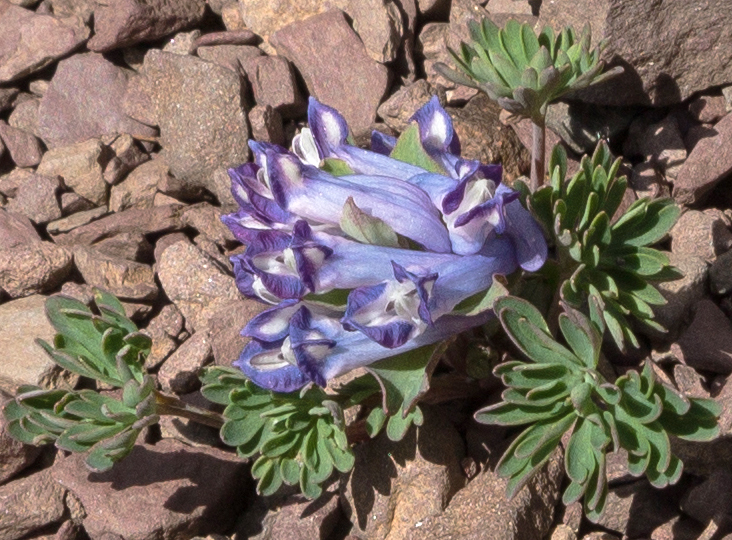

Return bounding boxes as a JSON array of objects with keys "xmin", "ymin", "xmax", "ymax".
[
  {"xmin": 5, "ymin": 172, "xmax": 61, "ymax": 225},
  {"xmin": 0, "ymin": 242, "xmax": 72, "ymax": 299},
  {"xmin": 158, "ymin": 330, "xmax": 212, "ymax": 393},
  {"xmin": 0, "ymin": 121, "xmax": 43, "ymax": 167},
  {"xmin": 126, "ymin": 50, "xmax": 250, "ymax": 190},
  {"xmin": 0, "ymin": 295, "xmax": 59, "ymax": 392},
  {"xmin": 0, "ymin": 209, "xmax": 41, "ymax": 250},
  {"xmin": 377, "ymin": 79, "xmax": 435, "ymax": 133},
  {"xmin": 38, "ymin": 53, "xmax": 157, "ymax": 149},
  {"xmin": 46, "ymin": 207, "xmax": 108, "ymax": 235},
  {"xmin": 157, "ymin": 240, "xmax": 240, "ymax": 332},
  {"xmin": 87, "ymin": 0, "xmax": 206, "ymax": 52},
  {"xmin": 72, "ymin": 245, "xmax": 158, "ymax": 301},
  {"xmin": 670, "ymin": 209, "xmax": 732, "ymax": 263},
  {"xmin": 674, "ymin": 112, "xmax": 732, "ymax": 206},
  {"xmin": 248, "ymin": 104, "xmax": 285, "ymax": 145},
  {"xmin": 0, "ymin": 397, "xmax": 42, "ymax": 486},
  {"xmin": 51, "ymin": 440, "xmax": 249, "ymax": 540},
  {"xmin": 36, "ymin": 138, "xmax": 109, "ymax": 206},
  {"xmin": 238, "ymin": 55, "xmax": 305, "ymax": 118},
  {"xmin": 676, "ymin": 299, "xmax": 732, "ymax": 375},
  {"xmin": 346, "ymin": 0, "xmax": 404, "ymax": 64},
  {"xmin": 0, "ymin": 470, "xmax": 67, "ymax": 540},
  {"xmin": 109, "ymin": 158, "xmax": 165, "ymax": 212},
  {"xmin": 539, "ymin": 0, "xmax": 732, "ymax": 107},
  {"xmin": 0, "ymin": 3, "xmax": 89, "ymax": 84},
  {"xmin": 271, "ymin": 9, "xmax": 391, "ymax": 139}
]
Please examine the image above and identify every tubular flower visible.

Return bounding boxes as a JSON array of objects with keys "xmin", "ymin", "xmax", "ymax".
[{"xmin": 222, "ymin": 96, "xmax": 548, "ymax": 392}]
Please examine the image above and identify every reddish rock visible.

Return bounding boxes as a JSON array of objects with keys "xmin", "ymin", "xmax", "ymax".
[
  {"xmin": 674, "ymin": 113, "xmax": 732, "ymax": 206},
  {"xmin": 0, "ymin": 210, "xmax": 40, "ymax": 249},
  {"xmin": 158, "ymin": 330, "xmax": 213, "ymax": 393},
  {"xmin": 46, "ymin": 206, "xmax": 108, "ymax": 235},
  {"xmin": 239, "ymin": 55, "xmax": 305, "ymax": 118},
  {"xmin": 271, "ymin": 10, "xmax": 390, "ymax": 138},
  {"xmin": 0, "ymin": 241, "xmax": 72, "ymax": 298},
  {"xmin": 377, "ymin": 79, "xmax": 435, "ymax": 133},
  {"xmin": 0, "ymin": 470, "xmax": 67, "ymax": 540},
  {"xmin": 195, "ymin": 44, "xmax": 263, "ymax": 76},
  {"xmin": 0, "ymin": 88, "xmax": 19, "ymax": 112},
  {"xmin": 194, "ymin": 30, "xmax": 258, "ymax": 47},
  {"xmin": 676, "ymin": 299, "xmax": 732, "ymax": 375},
  {"xmin": 207, "ymin": 299, "xmax": 267, "ymax": 366},
  {"xmin": 248, "ymin": 104, "xmax": 285, "ymax": 145},
  {"xmin": 680, "ymin": 468, "xmax": 732, "ymax": 525},
  {"xmin": 670, "ymin": 209, "xmax": 732, "ymax": 262},
  {"xmin": 109, "ymin": 159, "xmax": 165, "ymax": 213},
  {"xmin": 0, "ymin": 397, "xmax": 43, "ymax": 485},
  {"xmin": 87, "ymin": 0, "xmax": 206, "ymax": 52},
  {"xmin": 8, "ymin": 97, "xmax": 40, "ymax": 138},
  {"xmin": 5, "ymin": 172, "xmax": 61, "ymax": 225},
  {"xmin": 689, "ymin": 94, "xmax": 729, "ymax": 124},
  {"xmin": 72, "ymin": 245, "xmax": 159, "ymax": 301},
  {"xmin": 0, "ymin": 121, "xmax": 43, "ymax": 167}
]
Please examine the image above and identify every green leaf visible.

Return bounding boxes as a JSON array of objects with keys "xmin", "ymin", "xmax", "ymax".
[
  {"xmin": 221, "ymin": 415, "xmax": 266, "ymax": 447},
  {"xmin": 340, "ymin": 197, "xmax": 401, "ymax": 248},
  {"xmin": 475, "ymin": 399, "xmax": 571, "ymax": 426},
  {"xmin": 389, "ymin": 124, "xmax": 445, "ymax": 174},
  {"xmin": 386, "ymin": 406, "xmax": 423, "ymax": 442},
  {"xmin": 558, "ymin": 307, "xmax": 600, "ymax": 369},
  {"xmin": 280, "ymin": 458, "xmax": 301, "ymax": 485},
  {"xmin": 321, "ymin": 158, "xmax": 355, "ymax": 176},
  {"xmin": 324, "ymin": 436, "xmax": 355, "ymax": 473},
  {"xmin": 260, "ymin": 430, "xmax": 301, "ymax": 458},
  {"xmin": 452, "ymin": 277, "xmax": 510, "ymax": 316},
  {"xmin": 365, "ymin": 406, "xmax": 387, "ymax": 438},
  {"xmin": 657, "ymin": 398, "xmax": 720, "ymax": 442}
]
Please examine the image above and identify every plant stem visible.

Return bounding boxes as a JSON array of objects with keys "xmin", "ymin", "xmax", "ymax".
[
  {"xmin": 530, "ymin": 118, "xmax": 546, "ymax": 192},
  {"xmin": 154, "ymin": 391, "xmax": 225, "ymax": 429}
]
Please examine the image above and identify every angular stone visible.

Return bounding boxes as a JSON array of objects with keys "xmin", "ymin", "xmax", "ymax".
[
  {"xmin": 670, "ymin": 209, "xmax": 732, "ymax": 262},
  {"xmin": 539, "ymin": 0, "xmax": 732, "ymax": 107},
  {"xmin": 92, "ymin": 232, "xmax": 153, "ymax": 262},
  {"xmin": 271, "ymin": 10, "xmax": 390, "ymax": 138},
  {"xmin": 157, "ymin": 240, "xmax": 240, "ymax": 332},
  {"xmin": 629, "ymin": 162, "xmax": 666, "ymax": 199},
  {"xmin": 342, "ymin": 408, "xmax": 466, "ymax": 539},
  {"xmin": 0, "ymin": 121, "xmax": 43, "ymax": 167},
  {"xmin": 195, "ymin": 44, "xmax": 263, "ymax": 75},
  {"xmin": 673, "ymin": 364, "xmax": 710, "ymax": 400},
  {"xmin": 36, "ymin": 138, "xmax": 109, "ymax": 205},
  {"xmin": 690, "ymin": 94, "xmax": 729, "ymax": 124},
  {"xmin": 0, "ymin": 242, "xmax": 72, "ymax": 299},
  {"xmin": 0, "ymin": 87, "xmax": 19, "ymax": 113},
  {"xmin": 127, "ymin": 50, "xmax": 249, "ymax": 189},
  {"xmin": 0, "ymin": 2, "xmax": 89, "ymax": 84},
  {"xmin": 8, "ymin": 97, "xmax": 40, "ymax": 138},
  {"xmin": 88, "ymin": 0, "xmax": 206, "ymax": 52},
  {"xmin": 162, "ymin": 30, "xmax": 200, "ymax": 55},
  {"xmin": 37, "ymin": 53, "xmax": 157, "ymax": 149},
  {"xmin": 158, "ymin": 330, "xmax": 212, "ymax": 393},
  {"xmin": 416, "ymin": 0, "xmax": 450, "ymax": 17},
  {"xmin": 158, "ymin": 392, "xmax": 220, "ymax": 447},
  {"xmin": 46, "ymin": 206, "xmax": 108, "ymax": 235},
  {"xmin": 72, "ymin": 246, "xmax": 158, "ymax": 301},
  {"xmin": 0, "ymin": 397, "xmax": 43, "ymax": 486},
  {"xmin": 711, "ymin": 248, "xmax": 732, "ymax": 296},
  {"xmin": 248, "ymin": 104, "xmax": 285, "ymax": 145},
  {"xmin": 5, "ymin": 173, "xmax": 61, "ymax": 225},
  {"xmin": 0, "ymin": 470, "xmax": 67, "ymax": 540},
  {"xmin": 180, "ymin": 203, "xmax": 236, "ymax": 247},
  {"xmin": 193, "ymin": 30, "xmax": 258, "ymax": 47},
  {"xmin": 624, "ymin": 114, "xmax": 687, "ymax": 178},
  {"xmin": 109, "ymin": 158, "xmax": 165, "ymax": 212},
  {"xmin": 0, "ymin": 295, "xmax": 59, "ymax": 392},
  {"xmin": 346, "ymin": 0, "xmax": 404, "ymax": 64},
  {"xmin": 59, "ymin": 191, "xmax": 95, "ymax": 216},
  {"xmin": 676, "ymin": 299, "xmax": 732, "ymax": 375},
  {"xmin": 48, "ymin": 0, "xmax": 95, "ymax": 23},
  {"xmin": 207, "ymin": 299, "xmax": 266, "ymax": 366},
  {"xmin": 221, "ymin": 2, "xmax": 245, "ymax": 30},
  {"xmin": 238, "ymin": 55, "xmax": 305, "ymax": 118},
  {"xmin": 0, "ymin": 209, "xmax": 40, "ymax": 250},
  {"xmin": 377, "ymin": 79, "xmax": 435, "ymax": 133},
  {"xmin": 51, "ymin": 440, "xmax": 249, "ymax": 540},
  {"xmin": 674, "ymin": 113, "xmax": 732, "ymax": 206},
  {"xmin": 681, "ymin": 469, "xmax": 732, "ymax": 529}
]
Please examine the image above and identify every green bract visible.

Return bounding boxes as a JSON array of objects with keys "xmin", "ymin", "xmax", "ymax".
[
  {"xmin": 436, "ymin": 18, "xmax": 622, "ymax": 123},
  {"xmin": 518, "ymin": 142, "xmax": 681, "ymax": 350},
  {"xmin": 477, "ymin": 296, "xmax": 720, "ymax": 521}
]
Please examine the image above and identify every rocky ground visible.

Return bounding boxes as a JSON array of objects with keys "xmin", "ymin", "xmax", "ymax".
[{"xmin": 1, "ymin": 0, "xmax": 732, "ymax": 539}]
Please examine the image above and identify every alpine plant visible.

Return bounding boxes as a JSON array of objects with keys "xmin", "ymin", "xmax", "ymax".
[{"xmin": 221, "ymin": 97, "xmax": 548, "ymax": 392}]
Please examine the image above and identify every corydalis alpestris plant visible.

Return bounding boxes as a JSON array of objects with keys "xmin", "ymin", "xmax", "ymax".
[
  {"xmin": 518, "ymin": 142, "xmax": 681, "ymax": 351},
  {"xmin": 477, "ymin": 296, "xmax": 720, "ymax": 521},
  {"xmin": 435, "ymin": 18, "xmax": 623, "ymax": 191}
]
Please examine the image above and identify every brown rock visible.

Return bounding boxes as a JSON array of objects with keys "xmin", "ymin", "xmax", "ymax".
[
  {"xmin": 59, "ymin": 191, "xmax": 95, "ymax": 216},
  {"xmin": 88, "ymin": 0, "xmax": 206, "ymax": 52},
  {"xmin": 670, "ymin": 209, "xmax": 732, "ymax": 262},
  {"xmin": 0, "ymin": 397, "xmax": 42, "ymax": 486},
  {"xmin": 144, "ymin": 334, "xmax": 177, "ymax": 370},
  {"xmin": 8, "ymin": 97, "xmax": 40, "ymax": 138},
  {"xmin": 5, "ymin": 173, "xmax": 61, "ymax": 225},
  {"xmin": 680, "ymin": 468, "xmax": 732, "ymax": 527},
  {"xmin": 221, "ymin": 2, "xmax": 245, "ymax": 30},
  {"xmin": 0, "ymin": 2, "xmax": 89, "ymax": 84},
  {"xmin": 46, "ymin": 206, "xmax": 108, "ymax": 235},
  {"xmin": 180, "ymin": 203, "xmax": 236, "ymax": 247},
  {"xmin": 345, "ymin": 0, "xmax": 404, "ymax": 64},
  {"xmin": 416, "ymin": 0, "xmax": 450, "ymax": 18},
  {"xmin": 377, "ymin": 79, "xmax": 435, "ymax": 133},
  {"xmin": 36, "ymin": 138, "xmax": 109, "ymax": 206},
  {"xmin": 162, "ymin": 30, "xmax": 200, "ymax": 55},
  {"xmin": 674, "ymin": 113, "xmax": 732, "ymax": 206},
  {"xmin": 109, "ymin": 158, "xmax": 165, "ymax": 212},
  {"xmin": 0, "ymin": 87, "xmax": 19, "ymax": 113},
  {"xmin": 0, "ymin": 209, "xmax": 40, "ymax": 249},
  {"xmin": 195, "ymin": 44, "xmax": 263, "ymax": 75},
  {"xmin": 158, "ymin": 392, "xmax": 220, "ymax": 447},
  {"xmin": 103, "ymin": 134, "xmax": 150, "ymax": 185},
  {"xmin": 629, "ymin": 162, "xmax": 667, "ymax": 199},
  {"xmin": 48, "ymin": 0, "xmax": 95, "ymax": 22},
  {"xmin": 625, "ymin": 114, "xmax": 687, "ymax": 179},
  {"xmin": 690, "ymin": 95, "xmax": 729, "ymax": 124},
  {"xmin": 0, "ymin": 242, "xmax": 72, "ymax": 299},
  {"xmin": 194, "ymin": 30, "xmax": 259, "ymax": 47},
  {"xmin": 157, "ymin": 240, "xmax": 240, "ymax": 332},
  {"xmin": 92, "ymin": 232, "xmax": 153, "ymax": 262},
  {"xmin": 676, "ymin": 299, "xmax": 732, "ymax": 375},
  {"xmin": 0, "ymin": 121, "xmax": 43, "ymax": 167},
  {"xmin": 248, "ymin": 104, "xmax": 285, "ymax": 145},
  {"xmin": 711, "ymin": 248, "xmax": 732, "ymax": 296},
  {"xmin": 51, "ymin": 440, "xmax": 249, "ymax": 540},
  {"xmin": 146, "ymin": 303, "xmax": 185, "ymax": 339},
  {"xmin": 271, "ymin": 9, "xmax": 391, "ymax": 138},
  {"xmin": 239, "ymin": 55, "xmax": 305, "ymax": 118},
  {"xmin": 0, "ymin": 470, "xmax": 67, "ymax": 540},
  {"xmin": 673, "ymin": 364, "xmax": 711, "ymax": 400},
  {"xmin": 207, "ymin": 299, "xmax": 267, "ymax": 366},
  {"xmin": 158, "ymin": 330, "xmax": 213, "ymax": 393},
  {"xmin": 72, "ymin": 245, "xmax": 158, "ymax": 301}
]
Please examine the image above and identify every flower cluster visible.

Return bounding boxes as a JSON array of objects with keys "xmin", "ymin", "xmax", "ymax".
[{"xmin": 221, "ymin": 97, "xmax": 548, "ymax": 393}]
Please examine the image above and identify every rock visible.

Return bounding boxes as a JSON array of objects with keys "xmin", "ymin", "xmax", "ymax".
[
  {"xmin": 675, "ymin": 299, "xmax": 732, "ymax": 375},
  {"xmin": 5, "ymin": 173, "xmax": 61, "ymax": 225},
  {"xmin": 539, "ymin": 0, "xmax": 732, "ymax": 107},
  {"xmin": 0, "ymin": 295, "xmax": 61, "ymax": 392},
  {"xmin": 405, "ymin": 448, "xmax": 563, "ymax": 540},
  {"xmin": 346, "ymin": 0, "xmax": 404, "ymax": 64},
  {"xmin": 416, "ymin": 0, "xmax": 450, "ymax": 18},
  {"xmin": 109, "ymin": 158, "xmax": 165, "ymax": 212},
  {"xmin": 593, "ymin": 480, "xmax": 680, "ymax": 538},
  {"xmin": 36, "ymin": 139, "xmax": 109, "ymax": 206},
  {"xmin": 221, "ymin": 2, "xmax": 245, "ymax": 30},
  {"xmin": 649, "ymin": 515, "xmax": 705, "ymax": 540},
  {"xmin": 681, "ymin": 468, "xmax": 732, "ymax": 526},
  {"xmin": 271, "ymin": 9, "xmax": 391, "ymax": 139},
  {"xmin": 144, "ymin": 334, "xmax": 177, "ymax": 370},
  {"xmin": 59, "ymin": 192, "xmax": 95, "ymax": 216},
  {"xmin": 416, "ymin": 22, "xmax": 453, "ymax": 90},
  {"xmin": 0, "ymin": 400, "xmax": 42, "ymax": 485},
  {"xmin": 158, "ymin": 392, "xmax": 220, "ymax": 447},
  {"xmin": 690, "ymin": 94, "xmax": 729, "ymax": 124},
  {"xmin": 162, "ymin": 30, "xmax": 201, "ymax": 55},
  {"xmin": 0, "ymin": 242, "xmax": 72, "ymax": 299},
  {"xmin": 53, "ymin": 205, "xmax": 183, "ymax": 246},
  {"xmin": 158, "ymin": 330, "xmax": 212, "ymax": 393},
  {"xmin": 28, "ymin": 79, "xmax": 49, "ymax": 97},
  {"xmin": 0, "ymin": 88, "xmax": 19, "ymax": 112},
  {"xmin": 126, "ymin": 50, "xmax": 250, "ymax": 190},
  {"xmin": 38, "ymin": 53, "xmax": 157, "ymax": 149},
  {"xmin": 674, "ymin": 113, "xmax": 732, "ymax": 206},
  {"xmin": 157, "ymin": 240, "xmax": 240, "ymax": 332},
  {"xmin": 72, "ymin": 246, "xmax": 158, "ymax": 301},
  {"xmin": 0, "ymin": 2, "xmax": 89, "ymax": 84},
  {"xmin": 180, "ymin": 203, "xmax": 236, "ymax": 247},
  {"xmin": 48, "ymin": 0, "xmax": 95, "ymax": 22},
  {"xmin": 0, "ymin": 209, "xmax": 41, "ymax": 250},
  {"xmin": 92, "ymin": 232, "xmax": 153, "ymax": 262},
  {"xmin": 377, "ymin": 79, "xmax": 435, "ymax": 133},
  {"xmin": 195, "ymin": 44, "xmax": 263, "ymax": 76},
  {"xmin": 145, "ymin": 304, "xmax": 185, "ymax": 340},
  {"xmin": 670, "ymin": 209, "xmax": 732, "ymax": 262},
  {"xmin": 711, "ymin": 248, "xmax": 732, "ymax": 296},
  {"xmin": 51, "ymin": 440, "xmax": 249, "ymax": 540},
  {"xmin": 0, "ymin": 121, "xmax": 43, "ymax": 167},
  {"xmin": 207, "ymin": 299, "xmax": 266, "ymax": 366},
  {"xmin": 239, "ymin": 55, "xmax": 305, "ymax": 119},
  {"xmin": 673, "ymin": 364, "xmax": 710, "ymax": 400},
  {"xmin": 248, "ymin": 104, "xmax": 285, "ymax": 145},
  {"xmin": 448, "ymin": 93, "xmax": 530, "ymax": 181},
  {"xmin": 508, "ymin": 116, "xmax": 564, "ymax": 178},
  {"xmin": 46, "ymin": 207, "xmax": 108, "ymax": 235},
  {"xmin": 0, "ymin": 470, "xmax": 67, "ymax": 540},
  {"xmin": 87, "ymin": 0, "xmax": 206, "ymax": 52},
  {"xmin": 629, "ymin": 162, "xmax": 667, "ymax": 199},
  {"xmin": 8, "ymin": 97, "xmax": 40, "ymax": 138},
  {"xmin": 193, "ymin": 30, "xmax": 259, "ymax": 47},
  {"xmin": 103, "ymin": 135, "xmax": 150, "ymax": 186},
  {"xmin": 624, "ymin": 113, "xmax": 687, "ymax": 179},
  {"xmin": 342, "ymin": 408, "xmax": 466, "ymax": 540}
]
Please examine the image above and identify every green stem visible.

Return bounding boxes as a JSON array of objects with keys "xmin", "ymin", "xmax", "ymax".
[
  {"xmin": 530, "ymin": 119, "xmax": 546, "ymax": 192},
  {"xmin": 154, "ymin": 391, "xmax": 225, "ymax": 429}
]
